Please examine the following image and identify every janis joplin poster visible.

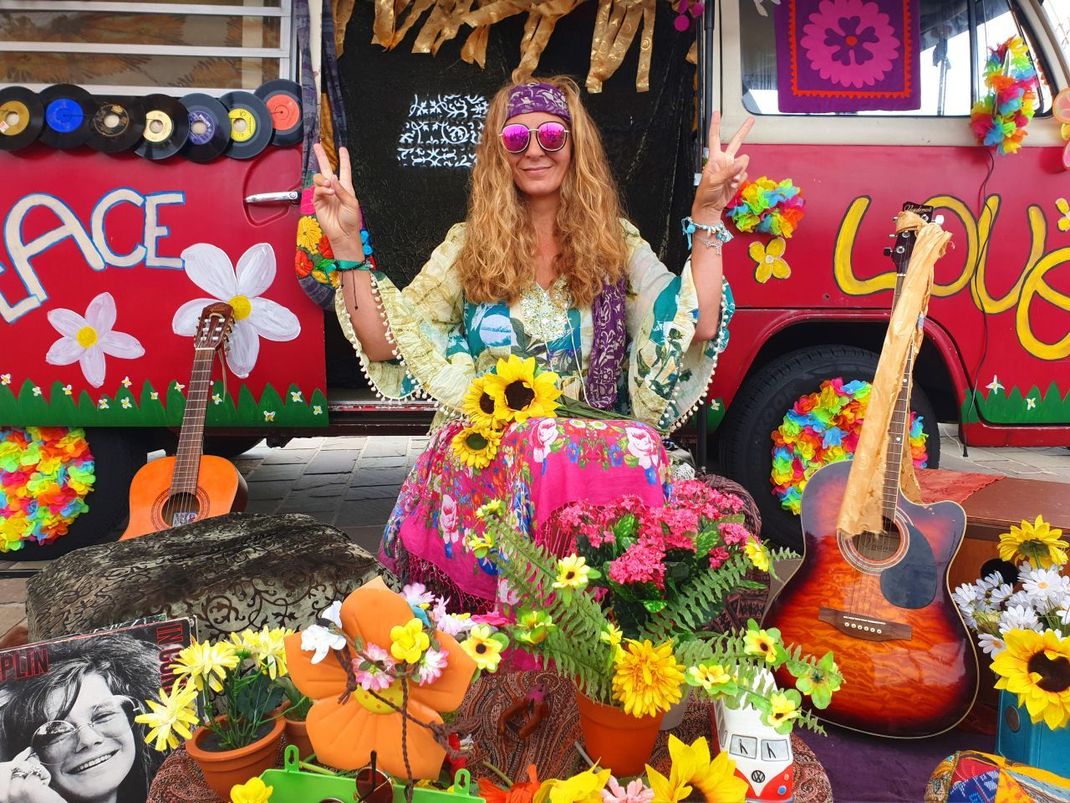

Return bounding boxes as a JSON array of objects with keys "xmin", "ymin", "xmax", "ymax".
[
  {"xmin": 775, "ymin": 0, "xmax": 922, "ymax": 112},
  {"xmin": 0, "ymin": 618, "xmax": 192, "ymax": 802}
]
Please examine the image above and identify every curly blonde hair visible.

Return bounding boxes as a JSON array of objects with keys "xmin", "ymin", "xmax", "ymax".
[{"xmin": 455, "ymin": 75, "xmax": 630, "ymax": 308}]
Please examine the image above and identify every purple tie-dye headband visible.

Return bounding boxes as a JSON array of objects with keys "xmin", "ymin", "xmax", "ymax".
[{"xmin": 506, "ymin": 83, "xmax": 571, "ymax": 122}]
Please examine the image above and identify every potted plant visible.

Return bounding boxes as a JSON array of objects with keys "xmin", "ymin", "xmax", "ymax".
[
  {"xmin": 136, "ymin": 626, "xmax": 293, "ymax": 799},
  {"xmin": 953, "ymin": 515, "xmax": 1070, "ymax": 776},
  {"xmin": 474, "ymin": 499, "xmax": 839, "ymax": 776},
  {"xmin": 278, "ymin": 676, "xmax": 314, "ymax": 759}
]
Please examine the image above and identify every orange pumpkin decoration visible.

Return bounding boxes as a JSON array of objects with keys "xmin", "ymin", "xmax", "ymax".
[{"xmin": 283, "ymin": 577, "xmax": 477, "ymax": 778}]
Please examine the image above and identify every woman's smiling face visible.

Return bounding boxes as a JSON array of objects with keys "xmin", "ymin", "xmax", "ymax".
[
  {"xmin": 38, "ymin": 672, "xmax": 136, "ymax": 801},
  {"xmin": 502, "ymin": 112, "xmax": 572, "ymax": 201}
]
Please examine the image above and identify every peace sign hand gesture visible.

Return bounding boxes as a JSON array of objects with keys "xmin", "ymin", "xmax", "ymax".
[
  {"xmin": 311, "ymin": 142, "xmax": 365, "ymax": 260},
  {"xmin": 693, "ymin": 112, "xmax": 754, "ymax": 221}
]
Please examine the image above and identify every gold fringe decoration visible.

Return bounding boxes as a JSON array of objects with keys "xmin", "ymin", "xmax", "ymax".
[
  {"xmin": 364, "ymin": 0, "xmax": 674, "ymax": 92},
  {"xmin": 334, "ymin": 0, "xmax": 357, "ymax": 55},
  {"xmin": 836, "ymin": 211, "xmax": 952, "ymax": 538}
]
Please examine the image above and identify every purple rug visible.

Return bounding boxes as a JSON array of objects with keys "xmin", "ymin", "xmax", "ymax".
[{"xmin": 805, "ymin": 724, "xmax": 994, "ymax": 801}]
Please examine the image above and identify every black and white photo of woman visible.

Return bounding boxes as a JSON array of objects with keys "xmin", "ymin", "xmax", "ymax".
[{"xmin": 0, "ymin": 634, "xmax": 164, "ymax": 803}]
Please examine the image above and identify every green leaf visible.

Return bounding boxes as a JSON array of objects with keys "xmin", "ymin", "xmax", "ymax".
[{"xmin": 642, "ymin": 599, "xmax": 668, "ymax": 614}]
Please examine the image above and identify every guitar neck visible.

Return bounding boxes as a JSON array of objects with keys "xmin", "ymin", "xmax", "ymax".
[{"xmin": 171, "ymin": 348, "xmax": 215, "ymax": 497}]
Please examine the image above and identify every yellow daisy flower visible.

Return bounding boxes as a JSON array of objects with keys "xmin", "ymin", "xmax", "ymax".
[
  {"xmin": 389, "ymin": 618, "xmax": 431, "ymax": 664},
  {"xmin": 748, "ymin": 237, "xmax": 791, "ymax": 284},
  {"xmin": 230, "ymin": 777, "xmax": 274, "ymax": 803},
  {"xmin": 534, "ymin": 768, "xmax": 611, "ymax": 803},
  {"xmin": 135, "ymin": 680, "xmax": 201, "ymax": 752},
  {"xmin": 612, "ymin": 640, "xmax": 685, "ymax": 718},
  {"xmin": 486, "ymin": 355, "xmax": 561, "ymax": 424},
  {"xmin": 992, "ymin": 628, "xmax": 1070, "ymax": 729},
  {"xmin": 998, "ymin": 515, "xmax": 1067, "ymax": 568},
  {"xmin": 462, "ymin": 374, "xmax": 505, "ymax": 430},
  {"xmin": 553, "ymin": 554, "xmax": 593, "ymax": 592},
  {"xmin": 230, "ymin": 627, "xmax": 291, "ymax": 679},
  {"xmin": 766, "ymin": 690, "xmax": 802, "ymax": 732},
  {"xmin": 686, "ymin": 663, "xmax": 736, "ymax": 696},
  {"xmin": 172, "ymin": 640, "xmax": 239, "ymax": 693},
  {"xmin": 475, "ymin": 500, "xmax": 504, "ymax": 520},
  {"xmin": 461, "ymin": 624, "xmax": 503, "ymax": 672},
  {"xmin": 451, "ymin": 426, "xmax": 502, "ymax": 470},
  {"xmin": 744, "ymin": 540, "xmax": 771, "ymax": 572},
  {"xmin": 743, "ymin": 626, "xmax": 781, "ymax": 665}
]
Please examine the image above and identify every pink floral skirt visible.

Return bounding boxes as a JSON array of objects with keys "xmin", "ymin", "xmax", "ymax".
[{"xmin": 380, "ymin": 417, "xmax": 670, "ymax": 608}]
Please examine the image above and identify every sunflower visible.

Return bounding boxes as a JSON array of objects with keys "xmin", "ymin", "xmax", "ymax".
[
  {"xmin": 486, "ymin": 355, "xmax": 561, "ymax": 424},
  {"xmin": 645, "ymin": 735, "xmax": 748, "ymax": 803},
  {"xmin": 991, "ymin": 628, "xmax": 1070, "ymax": 729},
  {"xmin": 612, "ymin": 640, "xmax": 686, "ymax": 718},
  {"xmin": 451, "ymin": 426, "xmax": 502, "ymax": 470},
  {"xmin": 998, "ymin": 515, "xmax": 1067, "ymax": 568},
  {"xmin": 534, "ymin": 768, "xmax": 610, "ymax": 803},
  {"xmin": 462, "ymin": 374, "xmax": 505, "ymax": 430}
]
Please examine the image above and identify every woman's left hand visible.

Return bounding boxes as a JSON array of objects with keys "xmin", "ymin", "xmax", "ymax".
[{"xmin": 692, "ymin": 112, "xmax": 754, "ymax": 220}]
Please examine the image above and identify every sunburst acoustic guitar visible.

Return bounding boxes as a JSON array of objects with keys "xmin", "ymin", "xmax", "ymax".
[
  {"xmin": 763, "ymin": 204, "xmax": 978, "ymax": 738},
  {"xmin": 120, "ymin": 303, "xmax": 248, "ymax": 540}
]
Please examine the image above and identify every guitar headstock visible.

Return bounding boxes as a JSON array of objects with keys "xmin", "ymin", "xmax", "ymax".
[
  {"xmin": 194, "ymin": 302, "xmax": 235, "ymax": 352},
  {"xmin": 886, "ymin": 202, "xmax": 934, "ymax": 277}
]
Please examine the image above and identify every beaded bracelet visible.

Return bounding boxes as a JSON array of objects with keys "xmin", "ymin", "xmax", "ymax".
[
  {"xmin": 335, "ymin": 258, "xmax": 372, "ymax": 272},
  {"xmin": 681, "ymin": 216, "xmax": 733, "ymax": 252}
]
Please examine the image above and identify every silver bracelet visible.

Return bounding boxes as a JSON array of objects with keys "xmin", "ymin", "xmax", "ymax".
[{"xmin": 681, "ymin": 216, "xmax": 733, "ymax": 251}]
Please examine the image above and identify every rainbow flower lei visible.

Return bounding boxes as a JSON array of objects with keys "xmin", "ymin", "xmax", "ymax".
[
  {"xmin": 0, "ymin": 427, "xmax": 95, "ymax": 551},
  {"xmin": 725, "ymin": 177, "xmax": 805, "ymax": 238},
  {"xmin": 970, "ymin": 36, "xmax": 1038, "ymax": 155},
  {"xmin": 770, "ymin": 379, "xmax": 928, "ymax": 515}
]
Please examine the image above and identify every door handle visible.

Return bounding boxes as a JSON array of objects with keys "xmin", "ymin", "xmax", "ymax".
[{"xmin": 244, "ymin": 190, "xmax": 301, "ymax": 205}]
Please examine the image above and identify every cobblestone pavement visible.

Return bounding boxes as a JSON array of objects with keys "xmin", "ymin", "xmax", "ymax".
[{"xmin": 1, "ymin": 429, "xmax": 1068, "ymax": 639}]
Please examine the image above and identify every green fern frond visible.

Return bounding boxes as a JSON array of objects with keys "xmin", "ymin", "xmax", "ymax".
[{"xmin": 639, "ymin": 553, "xmax": 754, "ymax": 644}]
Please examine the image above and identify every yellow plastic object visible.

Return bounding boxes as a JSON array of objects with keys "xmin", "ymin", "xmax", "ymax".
[{"xmin": 260, "ymin": 746, "xmax": 486, "ymax": 803}]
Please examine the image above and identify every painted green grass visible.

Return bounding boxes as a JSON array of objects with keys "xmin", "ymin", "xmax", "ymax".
[
  {"xmin": 960, "ymin": 382, "xmax": 1069, "ymax": 425},
  {"xmin": 0, "ymin": 380, "xmax": 329, "ymax": 428}
]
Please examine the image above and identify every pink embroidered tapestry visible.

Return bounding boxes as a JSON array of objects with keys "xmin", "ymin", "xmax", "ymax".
[{"xmin": 775, "ymin": 0, "xmax": 922, "ymax": 112}]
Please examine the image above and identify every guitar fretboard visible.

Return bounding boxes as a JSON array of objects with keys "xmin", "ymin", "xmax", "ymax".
[{"xmin": 171, "ymin": 348, "xmax": 214, "ymax": 498}]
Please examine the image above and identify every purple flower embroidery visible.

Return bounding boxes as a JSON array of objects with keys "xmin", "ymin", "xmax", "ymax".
[
  {"xmin": 801, "ymin": 0, "xmax": 900, "ymax": 89},
  {"xmin": 824, "ymin": 16, "xmax": 880, "ymax": 65}
]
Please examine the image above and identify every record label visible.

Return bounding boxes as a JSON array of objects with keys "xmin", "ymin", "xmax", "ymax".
[
  {"xmin": 45, "ymin": 98, "xmax": 84, "ymax": 133},
  {"xmin": 92, "ymin": 104, "xmax": 129, "ymax": 135},
  {"xmin": 254, "ymin": 79, "xmax": 303, "ymax": 147},
  {"xmin": 228, "ymin": 107, "xmax": 258, "ymax": 142},
  {"xmin": 143, "ymin": 110, "xmax": 174, "ymax": 143},
  {"xmin": 0, "ymin": 87, "xmax": 45, "ymax": 151},
  {"xmin": 265, "ymin": 94, "xmax": 300, "ymax": 131},
  {"xmin": 87, "ymin": 98, "xmax": 145, "ymax": 153},
  {"xmin": 188, "ymin": 109, "xmax": 217, "ymax": 145}
]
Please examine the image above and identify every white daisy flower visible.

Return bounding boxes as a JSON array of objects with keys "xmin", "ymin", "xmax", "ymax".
[
  {"xmin": 120, "ymin": 398, "xmax": 132, "ymax": 409},
  {"xmin": 1021, "ymin": 567, "xmax": 1069, "ymax": 605},
  {"xmin": 989, "ymin": 582, "xmax": 1014, "ymax": 607},
  {"xmin": 45, "ymin": 292, "xmax": 144, "ymax": 388},
  {"xmin": 319, "ymin": 601, "xmax": 343, "ymax": 628},
  {"xmin": 977, "ymin": 633, "xmax": 1005, "ymax": 657},
  {"xmin": 300, "ymin": 624, "xmax": 346, "ymax": 665},
  {"xmin": 121, "ymin": 376, "xmax": 132, "ymax": 388},
  {"xmin": 952, "ymin": 583, "xmax": 979, "ymax": 613},
  {"xmin": 171, "ymin": 243, "xmax": 300, "ymax": 378},
  {"xmin": 290, "ymin": 390, "xmax": 303, "ymax": 402},
  {"xmin": 1000, "ymin": 604, "xmax": 1040, "ymax": 633},
  {"xmin": 97, "ymin": 398, "xmax": 110, "ymax": 410}
]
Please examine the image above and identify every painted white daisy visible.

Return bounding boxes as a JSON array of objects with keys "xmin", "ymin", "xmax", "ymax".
[
  {"xmin": 150, "ymin": 391, "xmax": 159, "ymax": 401},
  {"xmin": 0, "ymin": 374, "xmax": 10, "ymax": 385},
  {"xmin": 313, "ymin": 405, "xmax": 323, "ymax": 415},
  {"xmin": 45, "ymin": 292, "xmax": 145, "ymax": 388},
  {"xmin": 62, "ymin": 384, "xmax": 72, "ymax": 396},
  {"xmin": 171, "ymin": 242, "xmax": 300, "ymax": 378},
  {"xmin": 32, "ymin": 385, "xmax": 42, "ymax": 397},
  {"xmin": 290, "ymin": 390, "xmax": 303, "ymax": 402},
  {"xmin": 121, "ymin": 376, "xmax": 132, "ymax": 388},
  {"xmin": 173, "ymin": 382, "xmax": 185, "ymax": 393},
  {"xmin": 212, "ymin": 393, "xmax": 223, "ymax": 405},
  {"xmin": 120, "ymin": 398, "xmax": 132, "ymax": 409},
  {"xmin": 98, "ymin": 398, "xmax": 110, "ymax": 410},
  {"xmin": 263, "ymin": 410, "xmax": 276, "ymax": 422}
]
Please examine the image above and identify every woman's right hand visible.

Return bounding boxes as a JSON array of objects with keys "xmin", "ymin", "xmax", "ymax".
[
  {"xmin": 0, "ymin": 748, "xmax": 66, "ymax": 802},
  {"xmin": 311, "ymin": 143, "xmax": 364, "ymax": 258}
]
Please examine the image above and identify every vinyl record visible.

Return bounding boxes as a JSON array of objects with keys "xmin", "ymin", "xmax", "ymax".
[
  {"xmin": 254, "ymin": 79, "xmax": 303, "ymax": 146},
  {"xmin": 220, "ymin": 91, "xmax": 272, "ymax": 160},
  {"xmin": 179, "ymin": 92, "xmax": 230, "ymax": 163},
  {"xmin": 0, "ymin": 86, "xmax": 45, "ymax": 151},
  {"xmin": 135, "ymin": 94, "xmax": 190, "ymax": 161},
  {"xmin": 39, "ymin": 84, "xmax": 94, "ymax": 149},
  {"xmin": 87, "ymin": 96, "xmax": 145, "ymax": 154}
]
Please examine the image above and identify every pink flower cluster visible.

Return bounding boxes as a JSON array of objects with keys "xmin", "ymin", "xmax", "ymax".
[
  {"xmin": 607, "ymin": 538, "xmax": 667, "ymax": 589},
  {"xmin": 670, "ymin": 479, "xmax": 746, "ymax": 519}
]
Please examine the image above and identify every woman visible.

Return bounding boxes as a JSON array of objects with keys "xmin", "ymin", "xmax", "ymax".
[
  {"xmin": 314, "ymin": 75, "xmax": 752, "ymax": 608},
  {"xmin": 0, "ymin": 635, "xmax": 163, "ymax": 803}
]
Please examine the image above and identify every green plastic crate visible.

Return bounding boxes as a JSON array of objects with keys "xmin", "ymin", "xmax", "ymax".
[{"xmin": 260, "ymin": 746, "xmax": 486, "ymax": 803}]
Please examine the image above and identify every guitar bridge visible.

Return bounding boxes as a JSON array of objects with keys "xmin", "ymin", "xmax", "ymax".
[{"xmin": 818, "ymin": 607, "xmax": 912, "ymax": 642}]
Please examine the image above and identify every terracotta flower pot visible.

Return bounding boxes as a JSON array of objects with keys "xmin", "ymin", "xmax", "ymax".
[
  {"xmin": 284, "ymin": 716, "xmax": 315, "ymax": 760},
  {"xmin": 186, "ymin": 716, "xmax": 284, "ymax": 800},
  {"xmin": 575, "ymin": 691, "xmax": 665, "ymax": 777}
]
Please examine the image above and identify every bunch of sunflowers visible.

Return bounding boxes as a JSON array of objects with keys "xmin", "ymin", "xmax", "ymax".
[
  {"xmin": 452, "ymin": 355, "xmax": 562, "ymax": 469},
  {"xmin": 953, "ymin": 515, "xmax": 1070, "ymax": 730}
]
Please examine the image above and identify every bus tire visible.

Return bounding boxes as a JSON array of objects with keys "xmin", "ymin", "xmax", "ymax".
[
  {"xmin": 717, "ymin": 345, "xmax": 941, "ymax": 552},
  {"xmin": 0, "ymin": 428, "xmax": 147, "ymax": 561}
]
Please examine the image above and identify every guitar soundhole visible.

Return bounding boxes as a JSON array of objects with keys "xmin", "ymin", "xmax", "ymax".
[
  {"xmin": 162, "ymin": 493, "xmax": 201, "ymax": 528},
  {"xmin": 852, "ymin": 519, "xmax": 903, "ymax": 562}
]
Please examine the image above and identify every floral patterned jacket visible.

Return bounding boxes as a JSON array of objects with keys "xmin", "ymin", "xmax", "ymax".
[{"xmin": 334, "ymin": 220, "xmax": 734, "ymax": 432}]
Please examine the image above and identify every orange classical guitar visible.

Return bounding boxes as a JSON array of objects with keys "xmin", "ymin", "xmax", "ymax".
[
  {"xmin": 763, "ymin": 204, "xmax": 978, "ymax": 738},
  {"xmin": 121, "ymin": 303, "xmax": 248, "ymax": 540}
]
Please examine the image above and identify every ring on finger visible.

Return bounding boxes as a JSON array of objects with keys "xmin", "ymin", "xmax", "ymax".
[
  {"xmin": 29, "ymin": 766, "xmax": 48, "ymax": 781},
  {"xmin": 10, "ymin": 767, "xmax": 28, "ymax": 779}
]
